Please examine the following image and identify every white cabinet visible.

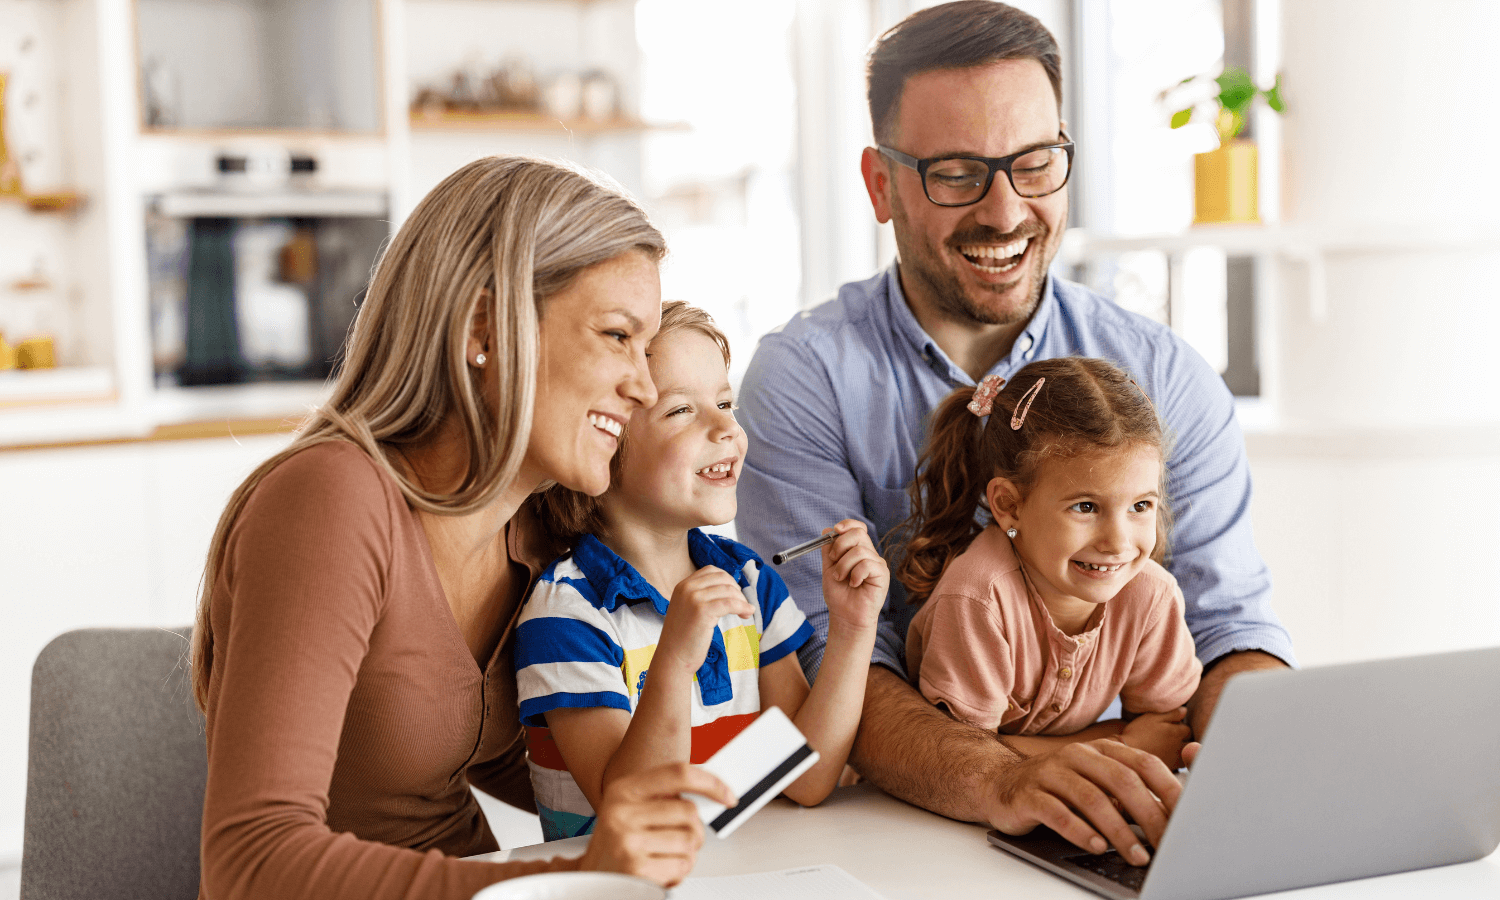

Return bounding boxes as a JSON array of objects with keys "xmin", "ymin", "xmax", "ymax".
[{"xmin": 0, "ymin": 432, "xmax": 292, "ymax": 862}]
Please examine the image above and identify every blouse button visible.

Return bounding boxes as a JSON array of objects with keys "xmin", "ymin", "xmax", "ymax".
[
  {"xmin": 1059, "ymin": 667, "xmax": 1072, "ymax": 679},
  {"xmin": 1050, "ymin": 702, "xmax": 1062, "ymax": 713}
]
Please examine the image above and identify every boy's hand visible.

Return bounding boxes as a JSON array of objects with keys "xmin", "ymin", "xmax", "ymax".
[
  {"xmin": 820, "ymin": 520, "xmax": 889, "ymax": 632},
  {"xmin": 1120, "ymin": 707, "xmax": 1192, "ymax": 770},
  {"xmin": 656, "ymin": 566, "xmax": 755, "ymax": 677}
]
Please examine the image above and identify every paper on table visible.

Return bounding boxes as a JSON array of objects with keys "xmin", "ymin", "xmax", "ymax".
[{"xmin": 668, "ymin": 864, "xmax": 887, "ymax": 900}]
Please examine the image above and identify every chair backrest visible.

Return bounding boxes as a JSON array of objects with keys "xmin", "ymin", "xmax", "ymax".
[{"xmin": 21, "ymin": 628, "xmax": 207, "ymax": 900}]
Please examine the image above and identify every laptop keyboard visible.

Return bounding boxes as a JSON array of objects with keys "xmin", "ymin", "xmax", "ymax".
[{"xmin": 1065, "ymin": 850, "xmax": 1151, "ymax": 891}]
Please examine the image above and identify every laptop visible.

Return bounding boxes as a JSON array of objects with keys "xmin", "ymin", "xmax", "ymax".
[{"xmin": 986, "ymin": 646, "xmax": 1500, "ymax": 900}]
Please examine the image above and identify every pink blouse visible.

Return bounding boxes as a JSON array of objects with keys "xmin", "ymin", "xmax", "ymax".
[{"xmin": 907, "ymin": 526, "xmax": 1201, "ymax": 734}]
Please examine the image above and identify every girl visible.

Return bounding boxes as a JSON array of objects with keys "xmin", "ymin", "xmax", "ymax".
[
  {"xmin": 899, "ymin": 357, "xmax": 1201, "ymax": 769},
  {"xmin": 515, "ymin": 302, "xmax": 889, "ymax": 841}
]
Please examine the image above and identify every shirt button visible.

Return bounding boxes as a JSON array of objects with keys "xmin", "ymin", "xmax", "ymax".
[
  {"xmin": 1059, "ymin": 667, "xmax": 1072, "ymax": 679},
  {"xmin": 1050, "ymin": 702, "xmax": 1062, "ymax": 713},
  {"xmin": 1020, "ymin": 334, "xmax": 1034, "ymax": 352}
]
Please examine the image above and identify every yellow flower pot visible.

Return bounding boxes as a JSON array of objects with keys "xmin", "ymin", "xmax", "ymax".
[
  {"xmin": 1194, "ymin": 139, "xmax": 1259, "ymax": 224},
  {"xmin": 16, "ymin": 335, "xmax": 56, "ymax": 369}
]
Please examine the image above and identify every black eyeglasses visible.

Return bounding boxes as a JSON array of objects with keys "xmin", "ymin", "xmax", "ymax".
[{"xmin": 877, "ymin": 133, "xmax": 1075, "ymax": 206}]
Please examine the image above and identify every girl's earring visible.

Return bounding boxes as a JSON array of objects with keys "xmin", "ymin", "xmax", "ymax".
[
  {"xmin": 474, "ymin": 353, "xmax": 487, "ymax": 367},
  {"xmin": 1006, "ymin": 527, "xmax": 1018, "ymax": 539}
]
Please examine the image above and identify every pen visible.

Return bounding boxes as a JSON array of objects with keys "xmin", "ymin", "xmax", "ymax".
[{"xmin": 771, "ymin": 532, "xmax": 835, "ymax": 565}]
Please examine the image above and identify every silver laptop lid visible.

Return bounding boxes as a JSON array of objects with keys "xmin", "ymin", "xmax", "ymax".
[{"xmin": 1143, "ymin": 646, "xmax": 1500, "ymax": 900}]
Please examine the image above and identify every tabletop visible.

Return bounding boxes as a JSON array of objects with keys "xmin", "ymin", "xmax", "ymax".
[{"xmin": 489, "ymin": 783, "xmax": 1500, "ymax": 900}]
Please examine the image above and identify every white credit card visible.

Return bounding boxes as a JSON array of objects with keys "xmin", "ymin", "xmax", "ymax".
[{"xmin": 691, "ymin": 705, "xmax": 820, "ymax": 839}]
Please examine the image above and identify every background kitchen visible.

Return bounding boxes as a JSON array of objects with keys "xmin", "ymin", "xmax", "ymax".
[{"xmin": 2, "ymin": 0, "xmax": 1497, "ymax": 894}]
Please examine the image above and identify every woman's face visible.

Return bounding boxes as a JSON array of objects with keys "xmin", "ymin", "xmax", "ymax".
[{"xmin": 524, "ymin": 251, "xmax": 661, "ymax": 496}]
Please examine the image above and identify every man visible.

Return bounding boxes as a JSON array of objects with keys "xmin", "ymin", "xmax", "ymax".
[{"xmin": 736, "ymin": 0, "xmax": 1295, "ymax": 866}]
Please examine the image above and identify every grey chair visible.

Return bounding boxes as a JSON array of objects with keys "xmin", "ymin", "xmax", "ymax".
[{"xmin": 21, "ymin": 627, "xmax": 207, "ymax": 900}]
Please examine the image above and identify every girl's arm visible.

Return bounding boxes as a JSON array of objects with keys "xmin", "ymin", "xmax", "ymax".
[
  {"xmin": 759, "ymin": 521, "xmax": 888, "ymax": 806},
  {"xmin": 545, "ymin": 566, "xmax": 754, "ymax": 809}
]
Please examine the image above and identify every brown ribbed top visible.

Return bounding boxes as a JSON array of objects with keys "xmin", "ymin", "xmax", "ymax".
[{"xmin": 199, "ymin": 441, "xmax": 569, "ymax": 900}]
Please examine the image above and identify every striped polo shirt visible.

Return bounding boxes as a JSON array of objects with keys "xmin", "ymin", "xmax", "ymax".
[{"xmin": 514, "ymin": 529, "xmax": 814, "ymax": 841}]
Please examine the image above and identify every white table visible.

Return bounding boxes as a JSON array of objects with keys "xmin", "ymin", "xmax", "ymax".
[{"xmin": 491, "ymin": 783, "xmax": 1500, "ymax": 900}]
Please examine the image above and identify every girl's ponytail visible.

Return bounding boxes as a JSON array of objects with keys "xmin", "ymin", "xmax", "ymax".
[{"xmin": 894, "ymin": 388, "xmax": 991, "ymax": 603}]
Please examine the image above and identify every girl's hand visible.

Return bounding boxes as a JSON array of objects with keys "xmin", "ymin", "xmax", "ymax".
[
  {"xmin": 1119, "ymin": 707, "xmax": 1192, "ymax": 770},
  {"xmin": 656, "ymin": 566, "xmax": 755, "ymax": 677},
  {"xmin": 820, "ymin": 520, "xmax": 889, "ymax": 632},
  {"xmin": 577, "ymin": 762, "xmax": 736, "ymax": 887}
]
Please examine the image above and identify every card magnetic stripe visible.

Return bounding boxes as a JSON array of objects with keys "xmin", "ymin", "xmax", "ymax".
[{"xmin": 710, "ymin": 743, "xmax": 815, "ymax": 833}]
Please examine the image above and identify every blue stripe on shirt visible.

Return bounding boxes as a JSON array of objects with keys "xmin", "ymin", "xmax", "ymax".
[
  {"xmin": 514, "ymin": 616, "xmax": 623, "ymax": 669},
  {"xmin": 519, "ymin": 690, "xmax": 632, "ymax": 728}
]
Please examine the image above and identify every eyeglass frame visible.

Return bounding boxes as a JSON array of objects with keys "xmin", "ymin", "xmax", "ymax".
[{"xmin": 876, "ymin": 132, "xmax": 1076, "ymax": 206}]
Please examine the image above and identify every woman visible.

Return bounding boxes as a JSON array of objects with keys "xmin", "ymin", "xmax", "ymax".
[{"xmin": 191, "ymin": 157, "xmax": 734, "ymax": 900}]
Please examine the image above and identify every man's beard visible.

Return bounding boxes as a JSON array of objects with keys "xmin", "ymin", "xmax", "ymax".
[{"xmin": 891, "ymin": 190, "xmax": 1053, "ymax": 328}]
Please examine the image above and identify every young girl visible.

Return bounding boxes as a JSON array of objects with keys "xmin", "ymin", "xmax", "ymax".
[
  {"xmin": 515, "ymin": 301, "xmax": 888, "ymax": 840},
  {"xmin": 899, "ymin": 356, "xmax": 1201, "ymax": 769}
]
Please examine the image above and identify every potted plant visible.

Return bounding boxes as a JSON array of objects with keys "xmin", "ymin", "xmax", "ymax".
[{"xmin": 1165, "ymin": 67, "xmax": 1284, "ymax": 224}]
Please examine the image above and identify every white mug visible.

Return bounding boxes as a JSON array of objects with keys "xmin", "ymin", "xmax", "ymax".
[{"xmin": 472, "ymin": 872, "xmax": 666, "ymax": 900}]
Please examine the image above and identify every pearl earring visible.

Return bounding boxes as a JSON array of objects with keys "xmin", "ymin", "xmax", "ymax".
[
  {"xmin": 474, "ymin": 353, "xmax": 487, "ymax": 367},
  {"xmin": 1006, "ymin": 527, "xmax": 1018, "ymax": 539}
]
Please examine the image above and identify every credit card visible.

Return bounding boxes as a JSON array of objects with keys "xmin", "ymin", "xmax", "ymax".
[{"xmin": 690, "ymin": 705, "xmax": 820, "ymax": 838}]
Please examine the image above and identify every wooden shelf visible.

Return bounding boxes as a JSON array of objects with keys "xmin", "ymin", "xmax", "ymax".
[
  {"xmin": 409, "ymin": 110, "xmax": 685, "ymax": 135},
  {"xmin": 0, "ymin": 191, "xmax": 85, "ymax": 214}
]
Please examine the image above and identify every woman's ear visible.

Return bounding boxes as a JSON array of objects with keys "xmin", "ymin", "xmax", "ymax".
[
  {"xmin": 466, "ymin": 288, "xmax": 493, "ymax": 364},
  {"xmin": 986, "ymin": 476, "xmax": 1022, "ymax": 528}
]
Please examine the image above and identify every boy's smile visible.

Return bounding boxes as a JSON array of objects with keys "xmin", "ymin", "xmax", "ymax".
[{"xmin": 606, "ymin": 329, "xmax": 746, "ymax": 532}]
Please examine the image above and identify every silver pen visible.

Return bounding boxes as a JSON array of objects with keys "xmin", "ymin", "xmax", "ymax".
[{"xmin": 771, "ymin": 532, "xmax": 835, "ymax": 566}]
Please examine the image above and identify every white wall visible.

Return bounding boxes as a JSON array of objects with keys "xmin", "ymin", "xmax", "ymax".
[{"xmin": 1243, "ymin": 0, "xmax": 1500, "ymax": 667}]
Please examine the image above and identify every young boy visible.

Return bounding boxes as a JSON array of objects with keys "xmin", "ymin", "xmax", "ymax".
[{"xmin": 516, "ymin": 302, "xmax": 888, "ymax": 840}]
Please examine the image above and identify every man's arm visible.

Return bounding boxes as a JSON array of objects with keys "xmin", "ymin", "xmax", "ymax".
[
  {"xmin": 1187, "ymin": 649, "xmax": 1287, "ymax": 740},
  {"xmin": 852, "ymin": 667, "xmax": 1184, "ymax": 866}
]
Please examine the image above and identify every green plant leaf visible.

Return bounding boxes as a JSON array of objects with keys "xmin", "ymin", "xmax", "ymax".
[
  {"xmin": 1170, "ymin": 107, "xmax": 1194, "ymax": 129},
  {"xmin": 1216, "ymin": 67, "xmax": 1258, "ymax": 116},
  {"xmin": 1264, "ymin": 73, "xmax": 1285, "ymax": 113}
]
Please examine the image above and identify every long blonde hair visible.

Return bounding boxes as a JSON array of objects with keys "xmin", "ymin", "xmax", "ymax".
[{"xmin": 191, "ymin": 156, "xmax": 666, "ymax": 708}]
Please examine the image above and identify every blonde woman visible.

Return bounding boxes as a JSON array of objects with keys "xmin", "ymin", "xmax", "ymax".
[{"xmin": 191, "ymin": 157, "xmax": 734, "ymax": 900}]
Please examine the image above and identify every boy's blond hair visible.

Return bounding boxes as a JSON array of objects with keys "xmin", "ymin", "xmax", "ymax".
[{"xmin": 528, "ymin": 300, "xmax": 730, "ymax": 544}]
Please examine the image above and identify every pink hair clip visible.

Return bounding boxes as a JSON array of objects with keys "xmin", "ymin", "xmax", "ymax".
[
  {"xmin": 968, "ymin": 374, "xmax": 1006, "ymax": 417},
  {"xmin": 1010, "ymin": 377, "xmax": 1045, "ymax": 430}
]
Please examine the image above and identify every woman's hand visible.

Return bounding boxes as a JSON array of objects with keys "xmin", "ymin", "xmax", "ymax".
[
  {"xmin": 820, "ymin": 520, "xmax": 889, "ymax": 633},
  {"xmin": 1119, "ymin": 707, "xmax": 1192, "ymax": 771},
  {"xmin": 576, "ymin": 762, "xmax": 736, "ymax": 887},
  {"xmin": 655, "ymin": 567, "xmax": 754, "ymax": 677}
]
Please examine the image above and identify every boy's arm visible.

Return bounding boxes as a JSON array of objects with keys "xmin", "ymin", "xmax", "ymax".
[
  {"xmin": 758, "ymin": 522, "xmax": 886, "ymax": 806},
  {"xmin": 547, "ymin": 566, "xmax": 754, "ymax": 808}
]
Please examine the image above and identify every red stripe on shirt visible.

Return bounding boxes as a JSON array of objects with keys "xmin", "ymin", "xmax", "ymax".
[{"xmin": 526, "ymin": 711, "xmax": 760, "ymax": 772}]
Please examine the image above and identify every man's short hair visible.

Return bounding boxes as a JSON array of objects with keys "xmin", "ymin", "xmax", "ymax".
[{"xmin": 867, "ymin": 1, "xmax": 1063, "ymax": 145}]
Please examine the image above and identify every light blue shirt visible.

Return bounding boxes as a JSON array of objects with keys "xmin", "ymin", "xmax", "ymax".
[{"xmin": 736, "ymin": 265, "xmax": 1296, "ymax": 680}]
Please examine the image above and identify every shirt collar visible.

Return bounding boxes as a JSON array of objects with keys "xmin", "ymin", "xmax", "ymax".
[
  {"xmin": 882, "ymin": 262, "xmax": 1059, "ymax": 386},
  {"xmin": 567, "ymin": 529, "xmax": 755, "ymax": 615}
]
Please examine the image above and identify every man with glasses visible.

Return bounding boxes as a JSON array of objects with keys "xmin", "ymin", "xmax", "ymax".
[{"xmin": 737, "ymin": 0, "xmax": 1295, "ymax": 865}]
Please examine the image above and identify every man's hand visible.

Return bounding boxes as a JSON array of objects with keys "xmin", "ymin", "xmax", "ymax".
[
  {"xmin": 1119, "ymin": 707, "xmax": 1192, "ymax": 770},
  {"xmin": 578, "ymin": 762, "xmax": 736, "ymax": 887},
  {"xmin": 655, "ymin": 567, "xmax": 754, "ymax": 677},
  {"xmin": 1187, "ymin": 650, "xmax": 1288, "ymax": 740},
  {"xmin": 853, "ymin": 669, "xmax": 1181, "ymax": 867},
  {"xmin": 819, "ymin": 520, "xmax": 889, "ymax": 633},
  {"xmin": 987, "ymin": 739, "xmax": 1182, "ymax": 866}
]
